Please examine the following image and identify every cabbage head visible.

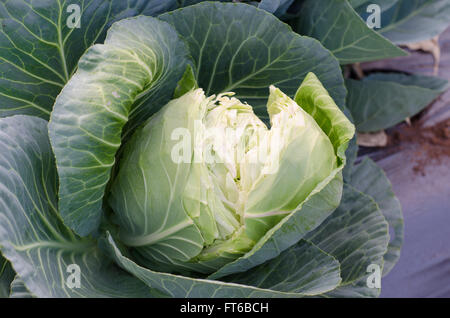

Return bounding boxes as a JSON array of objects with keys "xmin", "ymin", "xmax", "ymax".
[{"xmin": 109, "ymin": 78, "xmax": 345, "ymax": 275}]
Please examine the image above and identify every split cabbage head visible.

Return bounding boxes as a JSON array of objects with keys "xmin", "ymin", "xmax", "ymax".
[{"xmin": 109, "ymin": 81, "xmax": 348, "ymax": 274}]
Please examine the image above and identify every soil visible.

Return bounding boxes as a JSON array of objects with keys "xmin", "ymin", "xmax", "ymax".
[{"xmin": 389, "ymin": 117, "xmax": 450, "ymax": 176}]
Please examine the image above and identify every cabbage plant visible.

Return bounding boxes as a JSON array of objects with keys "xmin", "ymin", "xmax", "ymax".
[{"xmin": 0, "ymin": 2, "xmax": 401, "ymax": 298}]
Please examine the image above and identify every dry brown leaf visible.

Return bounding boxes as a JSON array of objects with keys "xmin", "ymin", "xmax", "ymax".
[
  {"xmin": 357, "ymin": 130, "xmax": 388, "ymax": 147},
  {"xmin": 404, "ymin": 36, "xmax": 440, "ymax": 75}
]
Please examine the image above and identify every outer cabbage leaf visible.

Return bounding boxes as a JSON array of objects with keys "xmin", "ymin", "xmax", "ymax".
[
  {"xmin": 258, "ymin": 0, "xmax": 294, "ymax": 17},
  {"xmin": 48, "ymin": 16, "xmax": 189, "ymax": 235},
  {"xmin": 356, "ymin": 0, "xmax": 450, "ymax": 44},
  {"xmin": 346, "ymin": 73, "xmax": 449, "ymax": 132},
  {"xmin": 102, "ymin": 233, "xmax": 340, "ymax": 297},
  {"xmin": 292, "ymin": 0, "xmax": 406, "ymax": 64},
  {"xmin": 0, "ymin": 253, "xmax": 14, "ymax": 298},
  {"xmin": 350, "ymin": 158, "xmax": 403, "ymax": 276},
  {"xmin": 160, "ymin": 2, "xmax": 347, "ymax": 121},
  {"xmin": 0, "ymin": 0, "xmax": 178, "ymax": 118},
  {"xmin": 342, "ymin": 135, "xmax": 358, "ymax": 183},
  {"xmin": 306, "ymin": 184, "xmax": 389, "ymax": 297},
  {"xmin": 0, "ymin": 115, "xmax": 156, "ymax": 297},
  {"xmin": 342, "ymin": 108, "xmax": 358, "ymax": 183},
  {"xmin": 9, "ymin": 276, "xmax": 33, "ymax": 298},
  {"xmin": 224, "ymin": 239, "xmax": 341, "ymax": 295},
  {"xmin": 322, "ymin": 276, "xmax": 380, "ymax": 298}
]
